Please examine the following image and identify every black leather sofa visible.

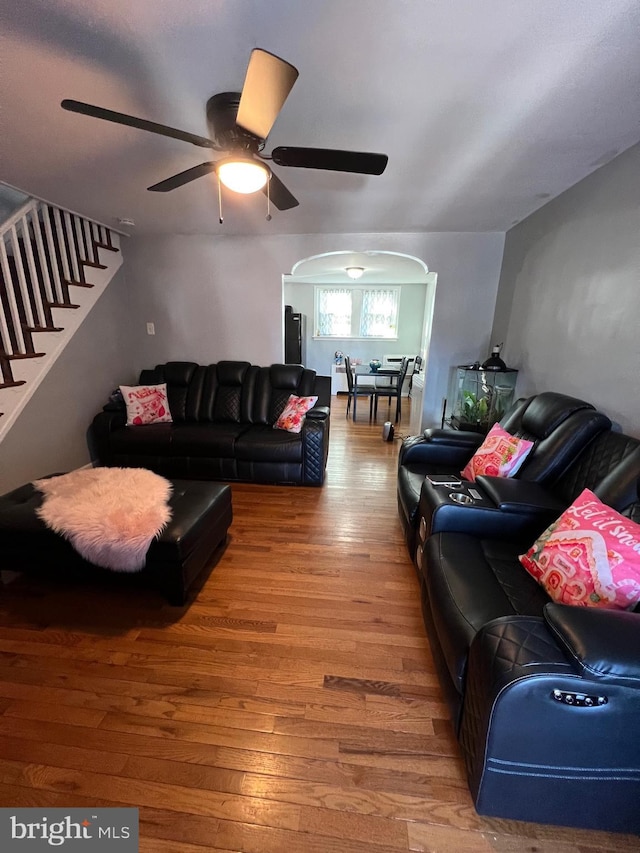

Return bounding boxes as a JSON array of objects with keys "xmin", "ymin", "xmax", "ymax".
[
  {"xmin": 90, "ymin": 361, "xmax": 331, "ymax": 486},
  {"xmin": 417, "ymin": 433, "xmax": 640, "ymax": 833},
  {"xmin": 397, "ymin": 392, "xmax": 611, "ymax": 557}
]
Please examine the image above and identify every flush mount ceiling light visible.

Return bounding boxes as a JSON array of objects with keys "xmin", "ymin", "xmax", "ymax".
[
  {"xmin": 215, "ymin": 157, "xmax": 269, "ymax": 194},
  {"xmin": 346, "ymin": 266, "xmax": 365, "ymax": 280}
]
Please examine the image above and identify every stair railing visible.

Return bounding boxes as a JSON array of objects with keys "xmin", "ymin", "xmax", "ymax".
[{"xmin": 0, "ymin": 199, "xmax": 117, "ymax": 392}]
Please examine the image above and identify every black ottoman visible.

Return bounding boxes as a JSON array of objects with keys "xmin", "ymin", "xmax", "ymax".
[{"xmin": 0, "ymin": 477, "xmax": 232, "ymax": 605}]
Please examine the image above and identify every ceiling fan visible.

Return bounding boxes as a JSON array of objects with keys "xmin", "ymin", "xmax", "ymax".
[{"xmin": 61, "ymin": 48, "xmax": 388, "ymax": 214}]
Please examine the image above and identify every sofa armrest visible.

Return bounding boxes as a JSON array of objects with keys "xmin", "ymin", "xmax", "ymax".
[
  {"xmin": 89, "ymin": 409, "xmax": 127, "ymax": 464},
  {"xmin": 306, "ymin": 405, "xmax": 330, "ymax": 421},
  {"xmin": 459, "ymin": 613, "xmax": 640, "ymax": 832},
  {"xmin": 399, "ymin": 431, "xmax": 481, "ymax": 470},
  {"xmin": 544, "ymin": 603, "xmax": 640, "ymax": 686},
  {"xmin": 423, "ymin": 428, "xmax": 486, "ymax": 449},
  {"xmin": 475, "ymin": 476, "xmax": 566, "ymax": 516},
  {"xmin": 301, "ymin": 407, "xmax": 330, "ymax": 485}
]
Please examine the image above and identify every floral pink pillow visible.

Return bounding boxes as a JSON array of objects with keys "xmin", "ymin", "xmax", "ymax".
[
  {"xmin": 274, "ymin": 394, "xmax": 318, "ymax": 433},
  {"xmin": 460, "ymin": 422, "xmax": 534, "ymax": 481},
  {"xmin": 120, "ymin": 383, "xmax": 173, "ymax": 426},
  {"xmin": 519, "ymin": 488, "xmax": 640, "ymax": 610}
]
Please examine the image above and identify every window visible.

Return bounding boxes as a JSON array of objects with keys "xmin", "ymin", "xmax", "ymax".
[
  {"xmin": 315, "ymin": 286, "xmax": 399, "ymax": 339},
  {"xmin": 360, "ymin": 289, "xmax": 399, "ymax": 337},
  {"xmin": 316, "ymin": 287, "xmax": 352, "ymax": 337}
]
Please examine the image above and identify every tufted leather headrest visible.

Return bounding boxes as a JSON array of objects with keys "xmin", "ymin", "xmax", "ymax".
[
  {"xmin": 520, "ymin": 392, "xmax": 594, "ymax": 439},
  {"xmin": 269, "ymin": 363, "xmax": 305, "ymax": 390},
  {"xmin": 216, "ymin": 361, "xmax": 252, "ymax": 385}
]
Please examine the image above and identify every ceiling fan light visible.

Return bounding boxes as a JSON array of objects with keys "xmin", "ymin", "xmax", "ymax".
[
  {"xmin": 216, "ymin": 158, "xmax": 269, "ymax": 194},
  {"xmin": 346, "ymin": 266, "xmax": 365, "ymax": 280}
]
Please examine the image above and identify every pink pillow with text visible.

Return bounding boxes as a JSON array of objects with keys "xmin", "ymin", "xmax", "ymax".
[
  {"xmin": 274, "ymin": 394, "xmax": 318, "ymax": 433},
  {"xmin": 120, "ymin": 383, "xmax": 173, "ymax": 426},
  {"xmin": 519, "ymin": 488, "xmax": 640, "ymax": 610},
  {"xmin": 460, "ymin": 422, "xmax": 534, "ymax": 481}
]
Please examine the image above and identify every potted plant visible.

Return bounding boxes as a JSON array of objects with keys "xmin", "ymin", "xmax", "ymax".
[{"xmin": 452, "ymin": 390, "xmax": 490, "ymax": 433}]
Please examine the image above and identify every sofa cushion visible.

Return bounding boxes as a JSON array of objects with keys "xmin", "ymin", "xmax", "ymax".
[
  {"xmin": 420, "ymin": 533, "xmax": 550, "ymax": 693},
  {"xmin": 235, "ymin": 425, "xmax": 303, "ymax": 462},
  {"xmin": 170, "ymin": 423, "xmax": 251, "ymax": 458},
  {"xmin": 110, "ymin": 423, "xmax": 174, "ymax": 454},
  {"xmin": 211, "ymin": 361, "xmax": 254, "ymax": 423},
  {"xmin": 544, "ymin": 602, "xmax": 640, "ymax": 684},
  {"xmin": 146, "ymin": 362, "xmax": 198, "ymax": 422},
  {"xmin": 518, "ymin": 391, "xmax": 593, "ymax": 439}
]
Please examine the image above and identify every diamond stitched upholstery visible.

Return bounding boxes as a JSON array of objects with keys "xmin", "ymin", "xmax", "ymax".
[
  {"xmin": 91, "ymin": 361, "xmax": 330, "ymax": 486},
  {"xmin": 460, "ymin": 616, "xmax": 574, "ymax": 796},
  {"xmin": 554, "ymin": 431, "xmax": 639, "ymax": 504}
]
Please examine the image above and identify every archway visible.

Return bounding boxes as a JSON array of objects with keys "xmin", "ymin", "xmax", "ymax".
[{"xmin": 283, "ymin": 250, "xmax": 437, "ymax": 432}]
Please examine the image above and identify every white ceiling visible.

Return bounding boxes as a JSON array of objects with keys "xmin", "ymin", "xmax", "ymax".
[{"xmin": 3, "ymin": 0, "xmax": 639, "ymax": 238}]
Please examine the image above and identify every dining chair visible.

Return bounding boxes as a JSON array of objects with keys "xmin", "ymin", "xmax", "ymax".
[
  {"xmin": 408, "ymin": 355, "xmax": 423, "ymax": 397},
  {"xmin": 344, "ymin": 355, "xmax": 377, "ymax": 420},
  {"xmin": 372, "ymin": 356, "xmax": 410, "ymax": 422}
]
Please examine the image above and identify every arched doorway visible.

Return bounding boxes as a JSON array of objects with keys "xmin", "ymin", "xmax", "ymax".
[{"xmin": 283, "ymin": 250, "xmax": 437, "ymax": 432}]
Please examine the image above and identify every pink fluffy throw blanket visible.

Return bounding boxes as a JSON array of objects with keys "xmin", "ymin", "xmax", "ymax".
[{"xmin": 33, "ymin": 468, "xmax": 173, "ymax": 572}]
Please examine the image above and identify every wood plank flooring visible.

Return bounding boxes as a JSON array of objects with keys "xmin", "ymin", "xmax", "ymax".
[{"xmin": 0, "ymin": 396, "xmax": 637, "ymax": 851}]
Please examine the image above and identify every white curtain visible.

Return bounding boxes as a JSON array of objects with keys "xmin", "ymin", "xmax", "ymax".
[
  {"xmin": 317, "ymin": 288, "xmax": 352, "ymax": 336},
  {"xmin": 360, "ymin": 289, "xmax": 398, "ymax": 337}
]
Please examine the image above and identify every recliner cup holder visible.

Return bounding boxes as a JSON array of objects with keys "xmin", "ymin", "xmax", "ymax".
[{"xmin": 449, "ymin": 491, "xmax": 474, "ymax": 505}]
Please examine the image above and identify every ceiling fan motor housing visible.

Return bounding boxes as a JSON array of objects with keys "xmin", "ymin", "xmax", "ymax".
[{"xmin": 206, "ymin": 92, "xmax": 263, "ymax": 152}]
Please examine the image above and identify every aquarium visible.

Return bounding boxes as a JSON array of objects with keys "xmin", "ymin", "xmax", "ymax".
[{"xmin": 446, "ymin": 365, "xmax": 518, "ymax": 433}]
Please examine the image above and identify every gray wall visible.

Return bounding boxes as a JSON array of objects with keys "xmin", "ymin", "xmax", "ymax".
[
  {"xmin": 491, "ymin": 142, "xmax": 640, "ymax": 436},
  {"xmin": 0, "ymin": 230, "xmax": 504, "ymax": 491},
  {"xmin": 0, "ymin": 263, "xmax": 142, "ymax": 493},
  {"xmin": 124, "ymin": 231, "xmax": 505, "ymax": 430}
]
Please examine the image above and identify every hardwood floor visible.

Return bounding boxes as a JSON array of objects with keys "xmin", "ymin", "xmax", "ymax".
[{"xmin": 0, "ymin": 396, "xmax": 637, "ymax": 851}]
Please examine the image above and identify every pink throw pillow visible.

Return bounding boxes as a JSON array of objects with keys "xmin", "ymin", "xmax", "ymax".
[
  {"xmin": 274, "ymin": 394, "xmax": 318, "ymax": 433},
  {"xmin": 120, "ymin": 383, "xmax": 173, "ymax": 426},
  {"xmin": 519, "ymin": 488, "xmax": 640, "ymax": 610},
  {"xmin": 460, "ymin": 422, "xmax": 533, "ymax": 481}
]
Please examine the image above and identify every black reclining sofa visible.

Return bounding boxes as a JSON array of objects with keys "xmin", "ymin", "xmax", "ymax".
[
  {"xmin": 397, "ymin": 392, "xmax": 611, "ymax": 557},
  {"xmin": 415, "ymin": 425, "xmax": 640, "ymax": 833},
  {"xmin": 91, "ymin": 361, "xmax": 331, "ymax": 486}
]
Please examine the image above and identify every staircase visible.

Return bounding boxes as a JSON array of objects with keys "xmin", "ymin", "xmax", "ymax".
[{"xmin": 0, "ymin": 197, "xmax": 123, "ymax": 441}]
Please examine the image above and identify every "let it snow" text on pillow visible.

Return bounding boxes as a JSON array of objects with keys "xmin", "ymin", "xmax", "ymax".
[{"xmin": 519, "ymin": 488, "xmax": 640, "ymax": 610}]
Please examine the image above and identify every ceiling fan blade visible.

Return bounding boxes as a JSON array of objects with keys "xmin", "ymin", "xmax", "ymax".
[
  {"xmin": 263, "ymin": 171, "xmax": 299, "ymax": 211},
  {"xmin": 236, "ymin": 49, "xmax": 299, "ymax": 140},
  {"xmin": 272, "ymin": 147, "xmax": 388, "ymax": 175},
  {"xmin": 61, "ymin": 99, "xmax": 215, "ymax": 149},
  {"xmin": 147, "ymin": 162, "xmax": 216, "ymax": 192}
]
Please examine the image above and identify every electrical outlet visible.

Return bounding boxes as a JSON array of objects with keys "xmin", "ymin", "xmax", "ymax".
[{"xmin": 146, "ymin": 322, "xmax": 155, "ymax": 335}]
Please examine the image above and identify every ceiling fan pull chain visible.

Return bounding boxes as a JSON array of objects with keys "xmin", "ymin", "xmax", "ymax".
[
  {"xmin": 217, "ymin": 175, "xmax": 223, "ymax": 224},
  {"xmin": 266, "ymin": 177, "xmax": 272, "ymax": 221}
]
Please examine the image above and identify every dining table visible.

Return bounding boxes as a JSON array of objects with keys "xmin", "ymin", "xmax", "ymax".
[{"xmin": 352, "ymin": 365, "xmax": 400, "ymax": 422}]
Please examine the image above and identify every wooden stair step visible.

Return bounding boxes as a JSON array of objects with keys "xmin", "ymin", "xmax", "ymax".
[
  {"xmin": 81, "ymin": 259, "xmax": 108, "ymax": 270},
  {"xmin": 92, "ymin": 242, "xmax": 119, "ymax": 252},
  {"xmin": 25, "ymin": 325, "xmax": 64, "ymax": 334},
  {"xmin": 64, "ymin": 279, "xmax": 94, "ymax": 289},
  {"xmin": 5, "ymin": 352, "xmax": 46, "ymax": 361}
]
